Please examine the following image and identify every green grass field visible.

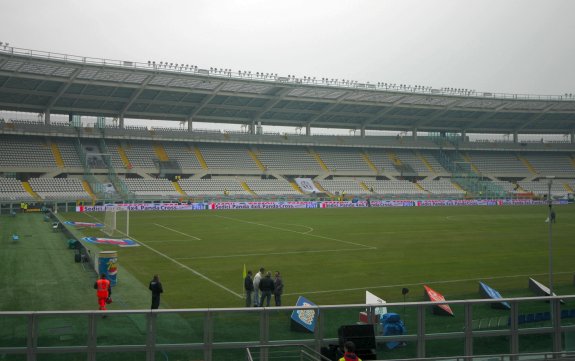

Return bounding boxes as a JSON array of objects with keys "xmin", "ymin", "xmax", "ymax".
[
  {"xmin": 59, "ymin": 204, "xmax": 575, "ymax": 309},
  {"xmin": 1, "ymin": 204, "xmax": 574, "ymax": 359}
]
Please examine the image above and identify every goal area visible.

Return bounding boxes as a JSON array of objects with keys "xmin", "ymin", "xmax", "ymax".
[{"xmin": 102, "ymin": 206, "xmax": 130, "ymax": 237}]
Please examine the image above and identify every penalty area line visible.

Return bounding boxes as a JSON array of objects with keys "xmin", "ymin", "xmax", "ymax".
[{"xmin": 83, "ymin": 213, "xmax": 241, "ymax": 299}]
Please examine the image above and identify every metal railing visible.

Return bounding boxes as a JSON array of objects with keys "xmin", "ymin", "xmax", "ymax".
[
  {"xmin": 1, "ymin": 45, "xmax": 573, "ymax": 102},
  {"xmin": 1, "ymin": 296, "xmax": 575, "ymax": 361}
]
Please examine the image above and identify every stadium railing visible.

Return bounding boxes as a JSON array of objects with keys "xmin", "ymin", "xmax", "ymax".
[{"xmin": 1, "ymin": 296, "xmax": 574, "ymax": 361}]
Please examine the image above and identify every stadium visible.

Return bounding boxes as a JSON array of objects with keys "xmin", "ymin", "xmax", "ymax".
[{"xmin": 2, "ymin": 3, "xmax": 575, "ymax": 360}]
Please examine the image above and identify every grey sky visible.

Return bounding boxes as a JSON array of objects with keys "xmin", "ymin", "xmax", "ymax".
[{"xmin": 1, "ymin": 0, "xmax": 574, "ymax": 96}]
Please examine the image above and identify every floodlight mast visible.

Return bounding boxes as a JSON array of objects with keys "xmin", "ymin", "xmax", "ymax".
[{"xmin": 546, "ymin": 176, "xmax": 555, "ymax": 296}]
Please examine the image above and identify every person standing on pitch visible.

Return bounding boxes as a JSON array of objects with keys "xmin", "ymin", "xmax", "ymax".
[
  {"xmin": 94, "ymin": 274, "xmax": 111, "ymax": 311},
  {"xmin": 253, "ymin": 267, "xmax": 264, "ymax": 307},
  {"xmin": 244, "ymin": 270, "xmax": 254, "ymax": 307},
  {"xmin": 149, "ymin": 274, "xmax": 164, "ymax": 309},
  {"xmin": 273, "ymin": 271, "xmax": 284, "ymax": 306},
  {"xmin": 259, "ymin": 272, "xmax": 275, "ymax": 307}
]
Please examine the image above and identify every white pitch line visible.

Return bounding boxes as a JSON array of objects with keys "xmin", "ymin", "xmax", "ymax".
[
  {"xmin": 145, "ymin": 239, "xmax": 195, "ymax": 243},
  {"xmin": 175, "ymin": 247, "xmax": 367, "ymax": 260},
  {"xmin": 283, "ymin": 271, "xmax": 575, "ymax": 296},
  {"xmin": 83, "ymin": 213, "xmax": 241, "ymax": 298},
  {"xmin": 154, "ymin": 223, "xmax": 201, "ymax": 240},
  {"xmin": 214, "ymin": 214, "xmax": 375, "ymax": 249}
]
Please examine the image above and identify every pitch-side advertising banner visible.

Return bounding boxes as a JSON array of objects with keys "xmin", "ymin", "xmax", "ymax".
[{"xmin": 76, "ymin": 199, "xmax": 545, "ymax": 212}]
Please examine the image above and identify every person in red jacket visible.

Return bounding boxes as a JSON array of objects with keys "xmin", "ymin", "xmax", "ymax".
[
  {"xmin": 94, "ymin": 274, "xmax": 111, "ymax": 311},
  {"xmin": 339, "ymin": 341, "xmax": 362, "ymax": 361}
]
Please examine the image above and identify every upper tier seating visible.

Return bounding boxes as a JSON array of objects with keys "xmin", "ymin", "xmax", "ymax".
[
  {"xmin": 122, "ymin": 178, "xmax": 181, "ymax": 198},
  {"xmin": 28, "ymin": 177, "xmax": 91, "ymax": 200},
  {"xmin": 0, "ymin": 136, "xmax": 56, "ymax": 168},
  {"xmin": 395, "ymin": 150, "xmax": 447, "ymax": 174},
  {"xmin": 56, "ymin": 139, "xmax": 83, "ymax": 168},
  {"xmin": 244, "ymin": 179, "xmax": 301, "ymax": 195},
  {"xmin": 522, "ymin": 153, "xmax": 575, "ymax": 177},
  {"xmin": 466, "ymin": 151, "xmax": 530, "ymax": 175},
  {"xmin": 255, "ymin": 146, "xmax": 320, "ymax": 171},
  {"xmin": 316, "ymin": 148, "xmax": 371, "ymax": 172},
  {"xmin": 0, "ymin": 178, "xmax": 35, "ymax": 201},
  {"xmin": 163, "ymin": 143, "xmax": 202, "ymax": 169},
  {"xmin": 365, "ymin": 150, "xmax": 399, "ymax": 173},
  {"xmin": 178, "ymin": 179, "xmax": 251, "ymax": 196},
  {"xmin": 123, "ymin": 141, "xmax": 157, "ymax": 168},
  {"xmin": 198, "ymin": 144, "xmax": 259, "ymax": 170},
  {"xmin": 103, "ymin": 141, "xmax": 128, "ymax": 169}
]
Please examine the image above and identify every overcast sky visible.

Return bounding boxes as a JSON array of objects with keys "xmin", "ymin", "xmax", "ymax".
[{"xmin": 1, "ymin": 0, "xmax": 574, "ymax": 97}]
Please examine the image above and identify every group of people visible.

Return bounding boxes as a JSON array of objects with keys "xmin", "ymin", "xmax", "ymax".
[
  {"xmin": 244, "ymin": 267, "xmax": 283, "ymax": 307},
  {"xmin": 94, "ymin": 273, "xmax": 164, "ymax": 311}
]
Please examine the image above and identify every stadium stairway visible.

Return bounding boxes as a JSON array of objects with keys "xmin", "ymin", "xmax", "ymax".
[
  {"xmin": 308, "ymin": 148, "xmax": 329, "ymax": 172},
  {"xmin": 153, "ymin": 143, "xmax": 170, "ymax": 161},
  {"xmin": 49, "ymin": 142, "xmax": 65, "ymax": 169},
  {"xmin": 81, "ymin": 180, "xmax": 97, "ymax": 202},
  {"xmin": 451, "ymin": 181, "xmax": 465, "ymax": 193},
  {"xmin": 117, "ymin": 145, "xmax": 132, "ymax": 168},
  {"xmin": 387, "ymin": 151, "xmax": 402, "ymax": 166},
  {"xmin": 172, "ymin": 181, "xmax": 187, "ymax": 196},
  {"xmin": 564, "ymin": 183, "xmax": 574, "ymax": 193},
  {"xmin": 518, "ymin": 155, "xmax": 539, "ymax": 175},
  {"xmin": 313, "ymin": 180, "xmax": 331, "ymax": 196},
  {"xmin": 359, "ymin": 181, "xmax": 371, "ymax": 192},
  {"xmin": 462, "ymin": 153, "xmax": 481, "ymax": 175},
  {"xmin": 361, "ymin": 151, "xmax": 379, "ymax": 174},
  {"xmin": 22, "ymin": 181, "xmax": 42, "ymax": 201},
  {"xmin": 289, "ymin": 179, "xmax": 304, "ymax": 194},
  {"xmin": 248, "ymin": 148, "xmax": 267, "ymax": 172},
  {"xmin": 415, "ymin": 182, "xmax": 427, "ymax": 192},
  {"xmin": 192, "ymin": 145, "xmax": 209, "ymax": 170},
  {"xmin": 241, "ymin": 181, "xmax": 256, "ymax": 195},
  {"xmin": 417, "ymin": 151, "xmax": 436, "ymax": 173}
]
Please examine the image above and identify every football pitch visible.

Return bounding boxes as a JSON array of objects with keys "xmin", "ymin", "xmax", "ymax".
[{"xmin": 64, "ymin": 204, "xmax": 575, "ymax": 309}]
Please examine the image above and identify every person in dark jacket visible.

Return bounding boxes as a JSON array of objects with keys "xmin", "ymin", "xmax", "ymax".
[
  {"xmin": 273, "ymin": 271, "xmax": 284, "ymax": 306},
  {"xmin": 259, "ymin": 272, "xmax": 275, "ymax": 307},
  {"xmin": 244, "ymin": 270, "xmax": 254, "ymax": 307},
  {"xmin": 149, "ymin": 274, "xmax": 163, "ymax": 309}
]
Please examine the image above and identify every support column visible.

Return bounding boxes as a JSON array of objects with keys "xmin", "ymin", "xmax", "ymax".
[
  {"xmin": 360, "ymin": 126, "xmax": 365, "ymax": 137},
  {"xmin": 306, "ymin": 123, "xmax": 311, "ymax": 136},
  {"xmin": 250, "ymin": 121, "xmax": 255, "ymax": 135},
  {"xmin": 571, "ymin": 131, "xmax": 574, "ymax": 144},
  {"xmin": 44, "ymin": 110, "xmax": 51, "ymax": 125},
  {"xmin": 188, "ymin": 117, "xmax": 193, "ymax": 132},
  {"xmin": 412, "ymin": 127, "xmax": 418, "ymax": 140},
  {"xmin": 513, "ymin": 132, "xmax": 518, "ymax": 143},
  {"xmin": 119, "ymin": 116, "xmax": 125, "ymax": 129},
  {"xmin": 461, "ymin": 130, "xmax": 466, "ymax": 142}
]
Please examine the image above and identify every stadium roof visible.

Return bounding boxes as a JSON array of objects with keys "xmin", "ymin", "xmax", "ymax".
[{"xmin": 1, "ymin": 47, "xmax": 575, "ymax": 134}]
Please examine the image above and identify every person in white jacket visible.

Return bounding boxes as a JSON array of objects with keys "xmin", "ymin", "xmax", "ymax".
[{"xmin": 252, "ymin": 267, "xmax": 264, "ymax": 307}]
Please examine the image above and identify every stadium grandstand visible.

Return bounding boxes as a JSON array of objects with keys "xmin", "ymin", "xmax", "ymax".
[
  {"xmin": 1, "ymin": 45, "xmax": 575, "ymax": 209},
  {"xmin": 2, "ymin": 44, "xmax": 575, "ymax": 361}
]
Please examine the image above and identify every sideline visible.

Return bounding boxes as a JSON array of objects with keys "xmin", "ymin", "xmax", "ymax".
[
  {"xmin": 84, "ymin": 213, "xmax": 242, "ymax": 299},
  {"xmin": 284, "ymin": 271, "xmax": 575, "ymax": 296}
]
